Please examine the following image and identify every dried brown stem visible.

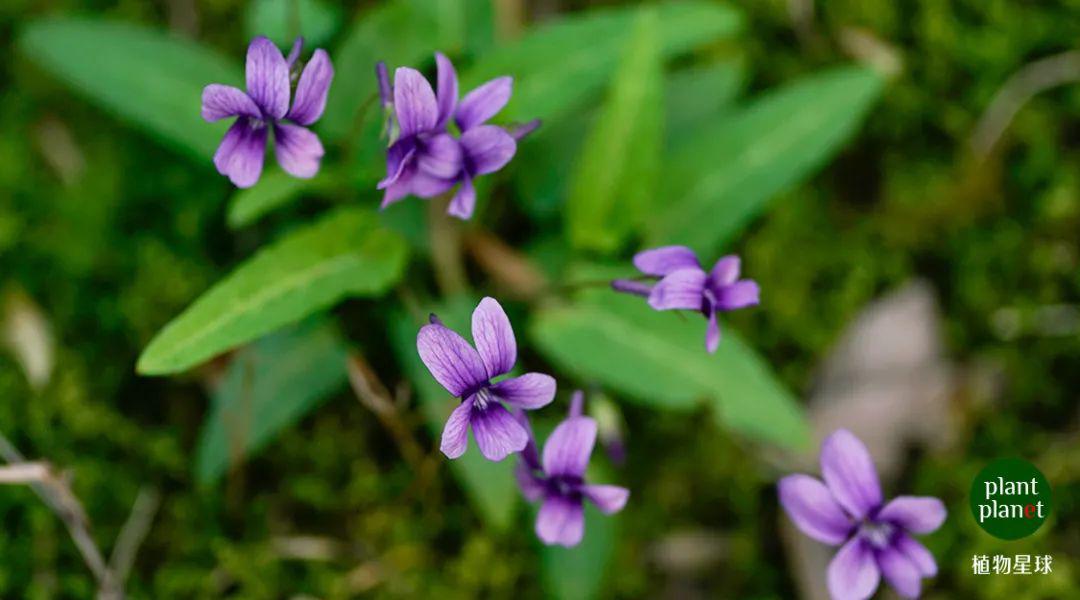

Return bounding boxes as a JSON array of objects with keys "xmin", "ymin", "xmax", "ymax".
[
  {"xmin": 464, "ymin": 229, "xmax": 548, "ymax": 299},
  {"xmin": 427, "ymin": 197, "xmax": 468, "ymax": 296},
  {"xmin": 346, "ymin": 353, "xmax": 425, "ymax": 468}
]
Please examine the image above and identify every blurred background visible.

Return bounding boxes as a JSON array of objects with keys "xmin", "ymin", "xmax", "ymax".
[{"xmin": 1, "ymin": 0, "xmax": 1078, "ymax": 598}]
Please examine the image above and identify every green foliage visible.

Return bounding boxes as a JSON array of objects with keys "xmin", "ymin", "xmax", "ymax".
[
  {"xmin": 245, "ymin": 0, "xmax": 341, "ymax": 48},
  {"xmin": 389, "ymin": 298, "xmax": 519, "ymax": 532},
  {"xmin": 195, "ymin": 319, "xmax": 348, "ymax": 484},
  {"xmin": 566, "ymin": 9, "xmax": 663, "ymax": 254},
  {"xmin": 463, "ymin": 1, "xmax": 742, "ymax": 126},
  {"xmin": 19, "ymin": 18, "xmax": 240, "ymax": 160},
  {"xmin": 138, "ymin": 207, "xmax": 408, "ymax": 374},
  {"xmin": 541, "ymin": 504, "xmax": 618, "ymax": 600},
  {"xmin": 531, "ymin": 290, "xmax": 808, "ymax": 449},
  {"xmin": 648, "ymin": 66, "xmax": 884, "ymax": 254},
  {"xmin": 226, "ymin": 168, "xmax": 321, "ymax": 228}
]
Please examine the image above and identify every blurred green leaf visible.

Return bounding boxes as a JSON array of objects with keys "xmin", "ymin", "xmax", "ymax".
[
  {"xmin": 530, "ymin": 291, "xmax": 808, "ymax": 448},
  {"xmin": 19, "ymin": 18, "xmax": 240, "ymax": 160},
  {"xmin": 226, "ymin": 169, "xmax": 321, "ymax": 228},
  {"xmin": 540, "ymin": 504, "xmax": 618, "ymax": 600},
  {"xmin": 195, "ymin": 319, "xmax": 347, "ymax": 485},
  {"xmin": 138, "ymin": 207, "xmax": 407, "ymax": 375},
  {"xmin": 390, "ymin": 298, "xmax": 518, "ymax": 531},
  {"xmin": 463, "ymin": 1, "xmax": 742, "ymax": 125},
  {"xmin": 566, "ymin": 9, "xmax": 663, "ymax": 254},
  {"xmin": 245, "ymin": 0, "xmax": 341, "ymax": 48},
  {"xmin": 648, "ymin": 66, "xmax": 884, "ymax": 254},
  {"xmin": 664, "ymin": 61, "xmax": 744, "ymax": 146}
]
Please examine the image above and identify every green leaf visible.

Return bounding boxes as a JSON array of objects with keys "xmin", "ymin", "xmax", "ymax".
[
  {"xmin": 245, "ymin": 0, "xmax": 341, "ymax": 48},
  {"xmin": 566, "ymin": 8, "xmax": 663, "ymax": 253},
  {"xmin": 463, "ymin": 1, "xmax": 742, "ymax": 125},
  {"xmin": 138, "ymin": 207, "xmax": 408, "ymax": 375},
  {"xmin": 226, "ymin": 169, "xmax": 321, "ymax": 229},
  {"xmin": 530, "ymin": 291, "xmax": 808, "ymax": 448},
  {"xmin": 195, "ymin": 319, "xmax": 348, "ymax": 485},
  {"xmin": 648, "ymin": 66, "xmax": 884, "ymax": 254},
  {"xmin": 665, "ymin": 61, "xmax": 744, "ymax": 147},
  {"xmin": 540, "ymin": 504, "xmax": 618, "ymax": 600},
  {"xmin": 19, "ymin": 18, "xmax": 240, "ymax": 160},
  {"xmin": 389, "ymin": 298, "xmax": 518, "ymax": 531}
]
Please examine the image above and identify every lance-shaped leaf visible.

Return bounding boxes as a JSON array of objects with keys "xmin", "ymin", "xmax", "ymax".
[
  {"xmin": 462, "ymin": 1, "xmax": 742, "ymax": 126},
  {"xmin": 530, "ymin": 290, "xmax": 808, "ymax": 448},
  {"xmin": 664, "ymin": 61, "xmax": 744, "ymax": 147},
  {"xmin": 389, "ymin": 298, "xmax": 518, "ymax": 531},
  {"xmin": 195, "ymin": 319, "xmax": 348, "ymax": 485},
  {"xmin": 227, "ymin": 169, "xmax": 325, "ymax": 229},
  {"xmin": 647, "ymin": 66, "xmax": 884, "ymax": 254},
  {"xmin": 19, "ymin": 18, "xmax": 240, "ymax": 160},
  {"xmin": 566, "ymin": 8, "xmax": 663, "ymax": 254},
  {"xmin": 138, "ymin": 207, "xmax": 407, "ymax": 375}
]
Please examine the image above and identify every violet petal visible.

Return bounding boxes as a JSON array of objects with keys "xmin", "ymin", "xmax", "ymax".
[
  {"xmin": 542, "ymin": 416, "xmax": 597, "ymax": 479},
  {"xmin": 378, "ymin": 137, "xmax": 416, "ymax": 189},
  {"xmin": 877, "ymin": 545, "xmax": 922, "ymax": 599},
  {"xmin": 536, "ymin": 494, "xmax": 585, "ymax": 547},
  {"xmin": 440, "ymin": 400, "xmax": 473, "ymax": 459},
  {"xmin": 245, "ymin": 36, "xmax": 290, "ymax": 119},
  {"xmin": 633, "ymin": 245, "xmax": 701, "ymax": 276},
  {"xmin": 213, "ymin": 118, "xmax": 267, "ymax": 188},
  {"xmin": 820, "ymin": 429, "xmax": 884, "ymax": 520},
  {"xmin": 777, "ymin": 474, "xmax": 853, "ymax": 546},
  {"xmin": 647, "ymin": 268, "xmax": 707, "ymax": 311},
  {"xmin": 287, "ymin": 48, "xmax": 334, "ymax": 126},
  {"xmin": 470, "ymin": 402, "xmax": 529, "ymax": 461},
  {"xmin": 416, "ymin": 321, "xmax": 488, "ymax": 397},
  {"xmin": 393, "ymin": 67, "xmax": 438, "ymax": 137},
  {"xmin": 471, "ymin": 297, "xmax": 517, "ymax": 378},
  {"xmin": 447, "ymin": 175, "xmax": 476, "ymax": 219},
  {"xmin": 827, "ymin": 538, "xmax": 880, "ymax": 600},
  {"xmin": 716, "ymin": 280, "xmax": 760, "ymax": 311},
  {"xmin": 490, "ymin": 373, "xmax": 556, "ymax": 409},
  {"xmin": 201, "ymin": 84, "xmax": 261, "ymax": 121},
  {"xmin": 460, "ymin": 125, "xmax": 517, "ymax": 175},
  {"xmin": 582, "ymin": 484, "xmax": 629, "ymax": 514},
  {"xmin": 455, "ymin": 76, "xmax": 512, "ymax": 131},
  {"xmin": 705, "ymin": 310, "xmax": 721, "ymax": 353},
  {"xmin": 434, "ymin": 52, "xmax": 458, "ymax": 129},
  {"xmin": 416, "ymin": 133, "xmax": 464, "ymax": 179},
  {"xmin": 894, "ymin": 533, "xmax": 937, "ymax": 577},
  {"xmin": 877, "ymin": 496, "xmax": 947, "ymax": 534},
  {"xmin": 273, "ymin": 123, "xmax": 323, "ymax": 178},
  {"xmin": 709, "ymin": 255, "xmax": 741, "ymax": 287}
]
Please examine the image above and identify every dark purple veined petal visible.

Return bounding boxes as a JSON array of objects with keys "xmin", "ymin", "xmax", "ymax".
[
  {"xmin": 455, "ymin": 76, "xmax": 512, "ymax": 131},
  {"xmin": 542, "ymin": 416, "xmax": 597, "ymax": 479},
  {"xmin": 490, "ymin": 373, "xmax": 556, "ymax": 409},
  {"xmin": 286, "ymin": 37, "xmax": 304, "ymax": 67},
  {"xmin": 705, "ymin": 309, "xmax": 721, "ymax": 353},
  {"xmin": 633, "ymin": 245, "xmax": 701, "ymax": 276},
  {"xmin": 273, "ymin": 123, "xmax": 323, "ymax": 178},
  {"xmin": 893, "ymin": 533, "xmax": 937, "ymax": 577},
  {"xmin": 471, "ymin": 297, "xmax": 516, "ymax": 378},
  {"xmin": 380, "ymin": 176, "xmax": 413, "ymax": 209},
  {"xmin": 827, "ymin": 538, "xmax": 881, "ymax": 600},
  {"xmin": 716, "ymin": 280, "xmax": 760, "ymax": 311},
  {"xmin": 201, "ymin": 84, "xmax": 261, "ymax": 121},
  {"xmin": 515, "ymin": 461, "xmax": 546, "ymax": 502},
  {"xmin": 245, "ymin": 36, "xmax": 290, "ymax": 119},
  {"xmin": 435, "ymin": 52, "xmax": 458, "ymax": 129},
  {"xmin": 378, "ymin": 138, "xmax": 416, "ymax": 189},
  {"xmin": 470, "ymin": 402, "xmax": 529, "ymax": 461},
  {"xmin": 511, "ymin": 407, "xmax": 541, "ymax": 470},
  {"xmin": 213, "ymin": 118, "xmax": 267, "ymax": 188},
  {"xmin": 536, "ymin": 493, "xmax": 585, "ymax": 547},
  {"xmin": 416, "ymin": 133, "xmax": 463, "ymax": 179},
  {"xmin": 647, "ymin": 267, "xmax": 707, "ymax": 311},
  {"xmin": 877, "ymin": 545, "xmax": 922, "ymax": 599},
  {"xmin": 287, "ymin": 48, "xmax": 334, "ymax": 126},
  {"xmin": 393, "ymin": 67, "xmax": 439, "ymax": 137},
  {"xmin": 408, "ymin": 171, "xmax": 457, "ymax": 198},
  {"xmin": 447, "ymin": 175, "xmax": 476, "ymax": 220},
  {"xmin": 876, "ymin": 496, "xmax": 947, "ymax": 534},
  {"xmin": 582, "ymin": 484, "xmax": 629, "ymax": 514},
  {"xmin": 440, "ymin": 400, "xmax": 473, "ymax": 459},
  {"xmin": 710, "ymin": 255, "xmax": 740, "ymax": 287},
  {"xmin": 416, "ymin": 321, "xmax": 488, "ymax": 397},
  {"xmin": 778, "ymin": 474, "xmax": 853, "ymax": 546},
  {"xmin": 460, "ymin": 125, "xmax": 517, "ymax": 175},
  {"xmin": 820, "ymin": 429, "xmax": 884, "ymax": 520}
]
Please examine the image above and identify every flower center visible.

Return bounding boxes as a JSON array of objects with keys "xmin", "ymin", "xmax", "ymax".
[
  {"xmin": 858, "ymin": 520, "xmax": 895, "ymax": 549},
  {"xmin": 546, "ymin": 474, "xmax": 584, "ymax": 499},
  {"xmin": 472, "ymin": 387, "xmax": 494, "ymax": 410}
]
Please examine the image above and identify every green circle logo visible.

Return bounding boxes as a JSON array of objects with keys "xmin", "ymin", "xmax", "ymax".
[{"xmin": 970, "ymin": 458, "xmax": 1052, "ymax": 540}]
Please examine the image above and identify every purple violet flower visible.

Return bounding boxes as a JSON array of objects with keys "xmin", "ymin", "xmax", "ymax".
[
  {"xmin": 417, "ymin": 297, "xmax": 556, "ymax": 461},
  {"xmin": 778, "ymin": 429, "xmax": 946, "ymax": 600},
  {"xmin": 376, "ymin": 53, "xmax": 535, "ymax": 220},
  {"xmin": 612, "ymin": 245, "xmax": 760, "ymax": 353},
  {"xmin": 514, "ymin": 391, "xmax": 630, "ymax": 547},
  {"xmin": 202, "ymin": 36, "xmax": 333, "ymax": 188}
]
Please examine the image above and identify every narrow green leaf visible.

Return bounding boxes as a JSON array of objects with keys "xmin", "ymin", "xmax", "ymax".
[
  {"xmin": 648, "ymin": 66, "xmax": 884, "ymax": 254},
  {"xmin": 138, "ymin": 207, "xmax": 408, "ymax": 375},
  {"xmin": 566, "ymin": 9, "xmax": 663, "ymax": 253},
  {"xmin": 389, "ymin": 298, "xmax": 518, "ymax": 531},
  {"xmin": 664, "ymin": 61, "xmax": 744, "ymax": 146},
  {"xmin": 19, "ymin": 18, "xmax": 240, "ymax": 160},
  {"xmin": 530, "ymin": 291, "xmax": 808, "ymax": 448},
  {"xmin": 195, "ymin": 319, "xmax": 348, "ymax": 485},
  {"xmin": 245, "ymin": 0, "xmax": 341, "ymax": 48},
  {"xmin": 540, "ymin": 504, "xmax": 618, "ymax": 600},
  {"xmin": 463, "ymin": 1, "xmax": 742, "ymax": 125}
]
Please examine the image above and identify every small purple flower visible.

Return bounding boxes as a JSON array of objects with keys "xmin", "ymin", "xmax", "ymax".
[
  {"xmin": 514, "ymin": 391, "xmax": 630, "ymax": 547},
  {"xmin": 202, "ymin": 37, "xmax": 333, "ymax": 188},
  {"xmin": 376, "ymin": 53, "xmax": 533, "ymax": 220},
  {"xmin": 612, "ymin": 245, "xmax": 760, "ymax": 353},
  {"xmin": 778, "ymin": 429, "xmax": 946, "ymax": 600},
  {"xmin": 417, "ymin": 297, "xmax": 556, "ymax": 461}
]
